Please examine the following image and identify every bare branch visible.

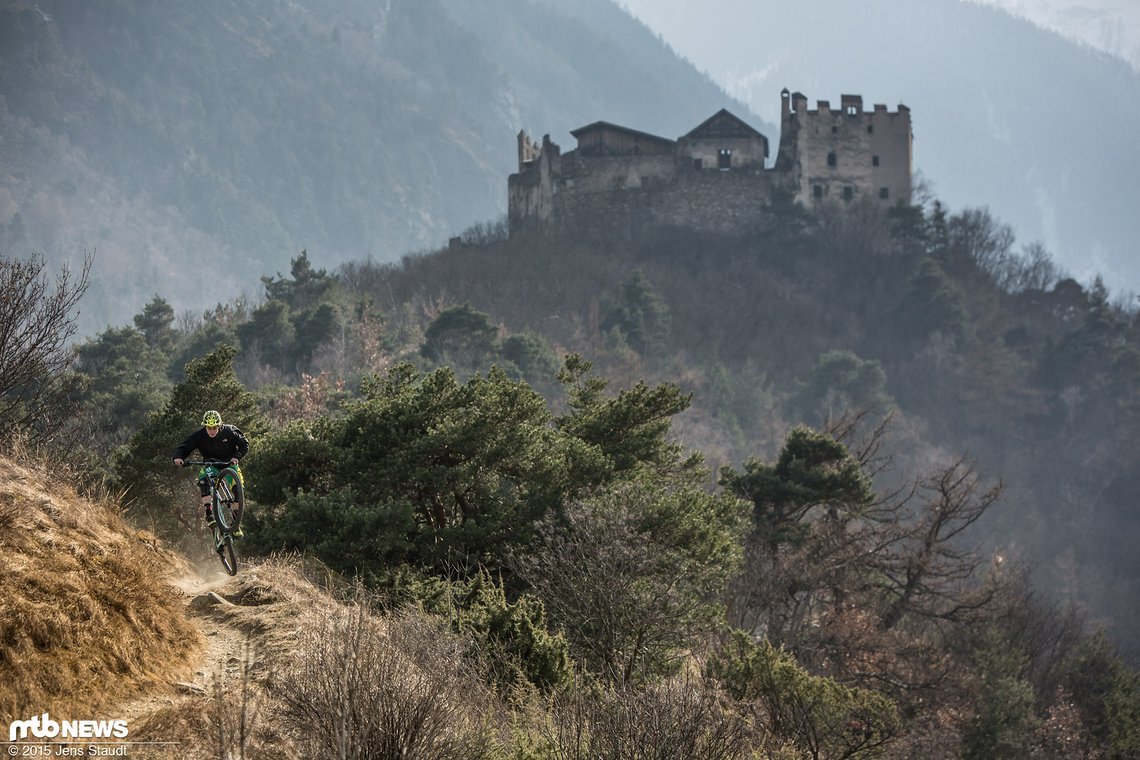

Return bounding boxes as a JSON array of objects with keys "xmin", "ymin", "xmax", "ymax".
[{"xmin": 0, "ymin": 252, "xmax": 92, "ymax": 444}]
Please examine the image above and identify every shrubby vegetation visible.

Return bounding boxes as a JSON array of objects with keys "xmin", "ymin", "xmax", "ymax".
[{"xmin": 7, "ymin": 187, "xmax": 1140, "ymax": 755}]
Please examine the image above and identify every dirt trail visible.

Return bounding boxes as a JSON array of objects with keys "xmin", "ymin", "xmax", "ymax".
[
  {"xmin": 117, "ymin": 567, "xmax": 253, "ymax": 727},
  {"xmin": 110, "ymin": 553, "xmax": 329, "ymax": 760}
]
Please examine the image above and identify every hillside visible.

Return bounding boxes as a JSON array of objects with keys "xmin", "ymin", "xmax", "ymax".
[
  {"xmin": 0, "ymin": 454, "xmax": 200, "ymax": 722},
  {"xmin": 12, "ymin": 329, "xmax": 1140, "ymax": 757},
  {"xmin": 0, "ymin": 0, "xmax": 749, "ymax": 332},
  {"xmin": 0, "ymin": 452, "xmax": 502, "ymax": 758},
  {"xmin": 306, "ymin": 215, "xmax": 1140, "ymax": 660},
  {"xmin": 10, "ymin": 204, "xmax": 1140, "ymax": 753},
  {"xmin": 48, "ymin": 171, "xmax": 1139, "ymax": 662}
]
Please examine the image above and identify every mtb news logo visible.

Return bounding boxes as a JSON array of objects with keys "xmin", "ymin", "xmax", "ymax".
[{"xmin": 8, "ymin": 713, "xmax": 129, "ymax": 741}]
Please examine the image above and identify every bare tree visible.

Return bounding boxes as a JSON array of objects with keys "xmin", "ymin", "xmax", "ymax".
[
  {"xmin": 875, "ymin": 457, "xmax": 1004, "ymax": 631},
  {"xmin": 723, "ymin": 420, "xmax": 1012, "ymax": 715},
  {"xmin": 1003, "ymin": 241, "xmax": 1062, "ymax": 293},
  {"xmin": 0, "ymin": 252, "xmax": 92, "ymax": 443}
]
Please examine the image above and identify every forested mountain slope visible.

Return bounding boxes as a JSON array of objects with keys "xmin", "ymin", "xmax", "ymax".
[
  {"xmin": 54, "ymin": 187, "xmax": 1140, "ymax": 664},
  {"xmin": 352, "ymin": 215, "xmax": 1140, "ymax": 663},
  {"xmin": 0, "ymin": 0, "xmax": 746, "ymax": 330}
]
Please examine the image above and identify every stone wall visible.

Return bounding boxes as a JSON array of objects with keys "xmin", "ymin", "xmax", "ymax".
[{"xmin": 546, "ymin": 158, "xmax": 782, "ymax": 242}]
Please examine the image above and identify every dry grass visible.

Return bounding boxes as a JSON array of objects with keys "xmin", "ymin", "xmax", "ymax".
[{"xmin": 0, "ymin": 454, "xmax": 202, "ymax": 722}]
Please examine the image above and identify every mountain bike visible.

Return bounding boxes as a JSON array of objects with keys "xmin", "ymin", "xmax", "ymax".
[{"xmin": 180, "ymin": 460, "xmax": 244, "ymax": 576}]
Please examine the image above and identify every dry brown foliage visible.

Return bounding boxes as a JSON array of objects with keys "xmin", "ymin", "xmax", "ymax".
[
  {"xmin": 0, "ymin": 454, "xmax": 201, "ymax": 722},
  {"xmin": 542, "ymin": 673, "xmax": 759, "ymax": 760},
  {"xmin": 275, "ymin": 602, "xmax": 501, "ymax": 759}
]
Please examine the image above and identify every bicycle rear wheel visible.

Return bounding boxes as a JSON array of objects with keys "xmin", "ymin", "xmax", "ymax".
[{"xmin": 214, "ymin": 526, "xmax": 238, "ymax": 576}]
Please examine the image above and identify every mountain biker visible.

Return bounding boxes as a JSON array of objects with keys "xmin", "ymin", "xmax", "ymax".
[{"xmin": 172, "ymin": 410, "xmax": 249, "ymax": 537}]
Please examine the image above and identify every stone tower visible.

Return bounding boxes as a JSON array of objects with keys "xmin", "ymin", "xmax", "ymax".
[{"xmin": 777, "ymin": 88, "xmax": 913, "ymax": 207}]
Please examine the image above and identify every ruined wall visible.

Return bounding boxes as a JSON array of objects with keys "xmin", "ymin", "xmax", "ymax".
[
  {"xmin": 548, "ymin": 158, "xmax": 781, "ymax": 241},
  {"xmin": 558, "ymin": 152, "xmax": 677, "ymax": 193},
  {"xmin": 508, "ymin": 133, "xmax": 561, "ymax": 232},
  {"xmin": 517, "ymin": 130, "xmax": 542, "ymax": 169}
]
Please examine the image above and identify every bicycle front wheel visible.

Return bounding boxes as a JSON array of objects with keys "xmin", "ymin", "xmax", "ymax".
[{"xmin": 213, "ymin": 469, "xmax": 242, "ymax": 532}]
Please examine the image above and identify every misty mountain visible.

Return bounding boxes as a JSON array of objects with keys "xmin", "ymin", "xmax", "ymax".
[
  {"xmin": 619, "ymin": 0, "xmax": 1140, "ymax": 295},
  {"xmin": 0, "ymin": 0, "xmax": 750, "ymax": 330}
]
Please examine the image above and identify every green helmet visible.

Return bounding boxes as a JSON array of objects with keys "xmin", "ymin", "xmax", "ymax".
[{"xmin": 202, "ymin": 410, "xmax": 222, "ymax": 427}]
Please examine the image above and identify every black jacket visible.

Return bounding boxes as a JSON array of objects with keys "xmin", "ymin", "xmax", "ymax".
[{"xmin": 173, "ymin": 424, "xmax": 250, "ymax": 464}]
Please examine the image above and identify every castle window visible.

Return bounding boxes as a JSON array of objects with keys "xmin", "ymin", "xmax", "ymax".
[
  {"xmin": 827, "ymin": 152, "xmax": 837, "ymax": 168},
  {"xmin": 813, "ymin": 185, "xmax": 824, "ymax": 198},
  {"xmin": 718, "ymin": 148, "xmax": 732, "ymax": 169},
  {"xmin": 693, "ymin": 158, "xmax": 703, "ymax": 169},
  {"xmin": 843, "ymin": 186, "xmax": 854, "ymax": 201},
  {"xmin": 846, "ymin": 105, "xmax": 858, "ymax": 116},
  {"xmin": 872, "ymin": 155, "xmax": 880, "ymax": 166},
  {"xmin": 867, "ymin": 124, "xmax": 874, "ymax": 134},
  {"xmin": 879, "ymin": 187, "xmax": 890, "ymax": 199},
  {"xmin": 831, "ymin": 125, "xmax": 839, "ymax": 134}
]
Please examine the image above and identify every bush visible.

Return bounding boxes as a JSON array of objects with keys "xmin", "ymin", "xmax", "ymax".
[
  {"xmin": 276, "ymin": 604, "xmax": 500, "ymax": 759},
  {"xmin": 543, "ymin": 675, "xmax": 757, "ymax": 760},
  {"xmin": 450, "ymin": 570, "xmax": 573, "ymax": 696},
  {"xmin": 513, "ymin": 477, "xmax": 747, "ymax": 685},
  {"xmin": 708, "ymin": 630, "xmax": 901, "ymax": 759}
]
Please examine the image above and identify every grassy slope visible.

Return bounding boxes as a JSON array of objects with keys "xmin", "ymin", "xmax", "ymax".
[{"xmin": 0, "ymin": 454, "xmax": 201, "ymax": 722}]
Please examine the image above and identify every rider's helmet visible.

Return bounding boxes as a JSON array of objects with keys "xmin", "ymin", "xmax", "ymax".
[{"xmin": 202, "ymin": 410, "xmax": 223, "ymax": 427}]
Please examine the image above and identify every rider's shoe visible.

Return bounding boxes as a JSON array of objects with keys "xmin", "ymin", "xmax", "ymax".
[
  {"xmin": 232, "ymin": 527, "xmax": 244, "ymax": 539},
  {"xmin": 204, "ymin": 509, "xmax": 216, "ymax": 527}
]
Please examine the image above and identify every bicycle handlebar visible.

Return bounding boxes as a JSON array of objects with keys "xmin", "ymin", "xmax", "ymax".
[{"xmin": 178, "ymin": 459, "xmax": 240, "ymax": 468}]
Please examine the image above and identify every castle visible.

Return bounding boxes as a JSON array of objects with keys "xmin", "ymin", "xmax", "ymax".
[{"xmin": 507, "ymin": 89, "xmax": 913, "ymax": 239}]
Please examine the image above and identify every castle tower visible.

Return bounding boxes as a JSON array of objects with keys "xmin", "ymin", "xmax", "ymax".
[
  {"xmin": 508, "ymin": 131, "xmax": 561, "ymax": 234},
  {"xmin": 779, "ymin": 91, "xmax": 913, "ymax": 207}
]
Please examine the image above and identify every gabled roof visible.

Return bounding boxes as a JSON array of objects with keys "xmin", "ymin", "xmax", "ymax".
[
  {"xmin": 570, "ymin": 121, "xmax": 676, "ymax": 148},
  {"xmin": 683, "ymin": 109, "xmax": 767, "ymax": 141}
]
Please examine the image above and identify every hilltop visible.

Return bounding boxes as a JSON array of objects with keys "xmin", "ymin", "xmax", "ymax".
[
  {"xmin": 616, "ymin": 0, "xmax": 1140, "ymax": 293},
  {"xmin": 4, "ymin": 0, "xmax": 1139, "ymax": 334}
]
